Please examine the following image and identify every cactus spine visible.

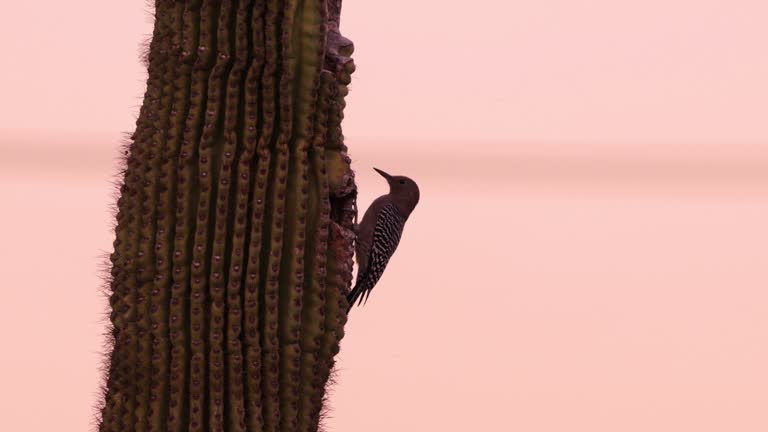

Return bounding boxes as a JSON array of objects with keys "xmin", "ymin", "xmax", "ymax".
[{"xmin": 96, "ymin": 0, "xmax": 357, "ymax": 431}]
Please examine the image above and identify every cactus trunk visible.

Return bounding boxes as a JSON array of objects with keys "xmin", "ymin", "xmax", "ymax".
[{"xmin": 96, "ymin": 0, "xmax": 357, "ymax": 431}]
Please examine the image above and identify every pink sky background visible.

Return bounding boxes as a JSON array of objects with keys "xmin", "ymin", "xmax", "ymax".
[
  {"xmin": 1, "ymin": 1, "xmax": 767, "ymax": 432},
  {"xmin": 2, "ymin": 136, "xmax": 767, "ymax": 431},
  {"xmin": 1, "ymin": 0, "xmax": 767, "ymax": 142}
]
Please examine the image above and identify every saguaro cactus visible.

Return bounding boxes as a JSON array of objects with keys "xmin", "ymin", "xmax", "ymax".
[{"xmin": 94, "ymin": 0, "xmax": 357, "ymax": 431}]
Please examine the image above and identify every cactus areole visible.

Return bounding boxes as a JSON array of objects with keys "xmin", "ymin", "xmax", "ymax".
[{"xmin": 95, "ymin": 1, "xmax": 357, "ymax": 431}]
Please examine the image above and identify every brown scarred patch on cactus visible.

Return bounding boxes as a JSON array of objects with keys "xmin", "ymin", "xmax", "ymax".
[{"xmin": 94, "ymin": 0, "xmax": 357, "ymax": 431}]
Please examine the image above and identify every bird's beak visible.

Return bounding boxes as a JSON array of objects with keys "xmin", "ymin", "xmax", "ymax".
[{"xmin": 373, "ymin": 167, "xmax": 393, "ymax": 182}]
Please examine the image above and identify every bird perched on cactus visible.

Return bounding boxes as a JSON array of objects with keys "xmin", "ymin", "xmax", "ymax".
[{"xmin": 347, "ymin": 168, "xmax": 420, "ymax": 312}]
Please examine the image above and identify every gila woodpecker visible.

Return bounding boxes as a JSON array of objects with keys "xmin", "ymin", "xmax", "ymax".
[{"xmin": 347, "ymin": 168, "xmax": 420, "ymax": 313}]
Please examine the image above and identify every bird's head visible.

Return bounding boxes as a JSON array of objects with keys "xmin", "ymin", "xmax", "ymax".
[{"xmin": 374, "ymin": 168, "xmax": 420, "ymax": 216}]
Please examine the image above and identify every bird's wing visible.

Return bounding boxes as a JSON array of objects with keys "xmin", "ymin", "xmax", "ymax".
[
  {"xmin": 356, "ymin": 203, "xmax": 405, "ymax": 305},
  {"xmin": 355, "ymin": 195, "xmax": 388, "ymax": 275}
]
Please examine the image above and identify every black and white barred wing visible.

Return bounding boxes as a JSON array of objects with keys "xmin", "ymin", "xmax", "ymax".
[{"xmin": 349, "ymin": 203, "xmax": 405, "ymax": 308}]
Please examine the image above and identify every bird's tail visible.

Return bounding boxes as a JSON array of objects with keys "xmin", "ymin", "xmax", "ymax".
[{"xmin": 346, "ymin": 281, "xmax": 363, "ymax": 314}]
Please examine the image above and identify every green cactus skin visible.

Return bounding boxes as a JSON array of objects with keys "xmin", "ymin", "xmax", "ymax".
[{"xmin": 95, "ymin": 1, "xmax": 357, "ymax": 431}]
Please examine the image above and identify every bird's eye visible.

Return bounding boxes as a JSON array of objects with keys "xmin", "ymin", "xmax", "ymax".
[{"xmin": 399, "ymin": 180, "xmax": 405, "ymax": 184}]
